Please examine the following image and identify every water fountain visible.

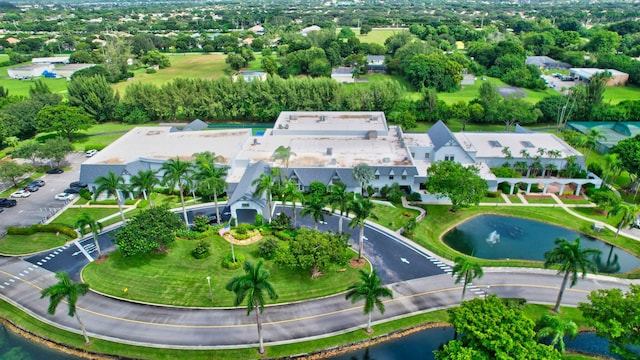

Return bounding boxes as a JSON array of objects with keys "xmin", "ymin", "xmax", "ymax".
[{"xmin": 486, "ymin": 230, "xmax": 500, "ymax": 245}]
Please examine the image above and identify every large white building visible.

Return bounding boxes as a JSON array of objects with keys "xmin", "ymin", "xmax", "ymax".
[{"xmin": 80, "ymin": 112, "xmax": 601, "ymax": 223}]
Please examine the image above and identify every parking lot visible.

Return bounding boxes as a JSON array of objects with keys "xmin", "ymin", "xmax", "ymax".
[
  {"xmin": 0, "ymin": 152, "xmax": 87, "ymax": 235},
  {"xmin": 542, "ymin": 74, "xmax": 580, "ymax": 94}
]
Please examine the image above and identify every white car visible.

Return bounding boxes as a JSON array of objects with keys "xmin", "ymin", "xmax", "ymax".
[
  {"xmin": 10, "ymin": 190, "xmax": 31, "ymax": 198},
  {"xmin": 54, "ymin": 193, "xmax": 75, "ymax": 201},
  {"xmin": 85, "ymin": 149, "xmax": 98, "ymax": 157}
]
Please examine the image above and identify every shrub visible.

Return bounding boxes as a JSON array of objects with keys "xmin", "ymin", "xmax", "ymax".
[
  {"xmin": 258, "ymin": 236, "xmax": 280, "ymax": 260},
  {"xmin": 191, "ymin": 240, "xmax": 211, "ymax": 259},
  {"xmin": 492, "ymin": 167, "xmax": 521, "ymax": 178},
  {"xmin": 175, "ymin": 229, "xmax": 204, "ymax": 240},
  {"xmin": 146, "ymin": 68, "xmax": 157, "ymax": 74},
  {"xmin": 192, "ymin": 214, "xmax": 210, "ymax": 233},
  {"xmin": 485, "ymin": 191, "xmax": 500, "ymax": 198},
  {"xmin": 587, "ymin": 163, "xmax": 604, "ymax": 177},
  {"xmin": 407, "ymin": 192, "xmax": 422, "ymax": 201},
  {"xmin": 137, "ymin": 199, "xmax": 149, "ymax": 208},
  {"xmin": 78, "ymin": 188, "xmax": 92, "ymax": 201},
  {"xmin": 255, "ymin": 213, "xmax": 264, "ymax": 226},
  {"xmin": 7, "ymin": 224, "xmax": 77, "ymax": 239},
  {"xmin": 275, "ymin": 230, "xmax": 295, "ymax": 241},
  {"xmin": 271, "ymin": 212, "xmax": 291, "ymax": 230},
  {"xmin": 222, "ymin": 252, "xmax": 245, "ymax": 269}
]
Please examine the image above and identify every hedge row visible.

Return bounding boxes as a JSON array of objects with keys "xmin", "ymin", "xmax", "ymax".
[{"xmin": 7, "ymin": 224, "xmax": 77, "ymax": 239}]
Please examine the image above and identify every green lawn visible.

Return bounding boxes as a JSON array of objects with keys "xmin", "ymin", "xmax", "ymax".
[
  {"xmin": 481, "ymin": 195, "xmax": 506, "ymax": 203},
  {"xmin": 523, "ymin": 196, "xmax": 557, "ymax": 204},
  {"xmin": 438, "ymin": 76, "xmax": 557, "ymax": 105},
  {"xmin": 370, "ymin": 203, "xmax": 419, "ymax": 231},
  {"xmin": 355, "ymin": 28, "xmax": 411, "ymax": 45},
  {"xmin": 0, "ymin": 233, "xmax": 73, "ymax": 255},
  {"xmin": 0, "ymin": 61, "xmax": 69, "ymax": 97},
  {"xmin": 507, "ymin": 195, "xmax": 523, "ymax": 204},
  {"xmin": 603, "ymin": 85, "xmax": 640, "ymax": 105},
  {"xmin": 51, "ymin": 208, "xmax": 120, "ymax": 228},
  {"xmin": 82, "ymin": 234, "xmax": 363, "ymax": 307}
]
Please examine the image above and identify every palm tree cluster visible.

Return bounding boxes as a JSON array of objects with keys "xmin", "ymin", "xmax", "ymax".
[{"xmin": 92, "ymin": 151, "xmax": 228, "ymax": 227}]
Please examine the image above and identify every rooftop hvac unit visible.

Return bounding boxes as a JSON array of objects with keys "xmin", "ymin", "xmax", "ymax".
[
  {"xmin": 383, "ymin": 157, "xmax": 391, "ymax": 163},
  {"xmin": 326, "ymin": 147, "xmax": 333, "ymax": 156},
  {"xmin": 278, "ymin": 124, "xmax": 283, "ymax": 129},
  {"xmin": 253, "ymin": 138, "xmax": 258, "ymax": 145},
  {"xmin": 366, "ymin": 130, "xmax": 378, "ymax": 139},
  {"xmin": 319, "ymin": 115, "xmax": 326, "ymax": 122},
  {"xmin": 289, "ymin": 115, "xmax": 297, "ymax": 120}
]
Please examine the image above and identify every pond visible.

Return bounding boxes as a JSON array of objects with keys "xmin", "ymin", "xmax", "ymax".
[
  {"xmin": 328, "ymin": 326, "xmax": 627, "ymax": 359},
  {"xmin": 0, "ymin": 323, "xmax": 82, "ymax": 359},
  {"xmin": 442, "ymin": 214, "xmax": 640, "ymax": 273}
]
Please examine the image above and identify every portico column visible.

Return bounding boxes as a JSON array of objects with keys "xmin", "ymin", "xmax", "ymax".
[
  {"xmin": 558, "ymin": 184, "xmax": 565, "ymax": 195},
  {"xmin": 542, "ymin": 184, "xmax": 548, "ymax": 194},
  {"xmin": 509, "ymin": 183, "xmax": 516, "ymax": 195},
  {"xmin": 575, "ymin": 184, "xmax": 582, "ymax": 196},
  {"xmin": 526, "ymin": 183, "xmax": 532, "ymax": 194}
]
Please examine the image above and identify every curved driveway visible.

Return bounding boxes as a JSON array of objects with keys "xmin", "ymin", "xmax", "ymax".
[{"xmin": 0, "ymin": 204, "xmax": 635, "ymax": 350}]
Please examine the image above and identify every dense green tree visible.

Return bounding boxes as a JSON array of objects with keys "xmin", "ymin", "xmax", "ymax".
[
  {"xmin": 226, "ymin": 260, "xmax": 278, "ymax": 355},
  {"xmin": 360, "ymin": 24, "xmax": 372, "ymax": 35},
  {"xmin": 102, "ymin": 36, "xmax": 132, "ymax": 82},
  {"xmin": 281, "ymin": 180, "xmax": 304, "ymax": 228},
  {"xmin": 578, "ymin": 285, "xmax": 640, "ymax": 359},
  {"xmin": 544, "ymin": 237, "xmax": 600, "ymax": 313},
  {"xmin": 587, "ymin": 30, "xmax": 621, "ymax": 54},
  {"xmin": 345, "ymin": 269, "xmax": 393, "ymax": 333},
  {"xmin": 498, "ymin": 97, "xmax": 542, "ymax": 131},
  {"xmin": 114, "ymin": 206, "xmax": 183, "ymax": 257},
  {"xmin": 276, "ymin": 228, "xmax": 349, "ymax": 277},
  {"xmin": 610, "ymin": 135, "xmax": 640, "ymax": 180},
  {"xmin": 404, "ymin": 53, "xmax": 462, "ymax": 91},
  {"xmin": 40, "ymin": 272, "xmax": 91, "ymax": 344},
  {"xmin": 129, "ymin": 169, "xmax": 160, "ymax": 207},
  {"xmin": 425, "ymin": 161, "xmax": 488, "ymax": 211},
  {"xmin": 10, "ymin": 140, "xmax": 40, "ymax": 168},
  {"xmin": 67, "ymin": 75, "xmax": 119, "ymax": 123},
  {"xmin": 451, "ymin": 256, "xmax": 483, "ymax": 302},
  {"xmin": 75, "ymin": 212, "xmax": 103, "ymax": 257},
  {"xmin": 0, "ymin": 94, "xmax": 62, "ymax": 139},
  {"xmin": 301, "ymin": 193, "xmax": 328, "ymax": 230},
  {"xmin": 434, "ymin": 295, "xmax": 561, "ymax": 359},
  {"xmin": 35, "ymin": 104, "xmax": 95, "ymax": 141},
  {"xmin": 38, "ymin": 138, "xmax": 72, "ymax": 168},
  {"xmin": 0, "ymin": 161, "xmax": 32, "ymax": 187},
  {"xmin": 140, "ymin": 50, "xmax": 171, "ymax": 69}
]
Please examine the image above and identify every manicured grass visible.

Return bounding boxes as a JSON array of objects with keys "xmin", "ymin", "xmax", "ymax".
[
  {"xmin": 524, "ymin": 196, "xmax": 557, "ymax": 204},
  {"xmin": 437, "ymin": 76, "xmax": 557, "ymax": 105},
  {"xmin": 51, "ymin": 208, "xmax": 120, "ymax": 228},
  {"xmin": 507, "ymin": 195, "xmax": 522, "ymax": 204},
  {"xmin": 0, "ymin": 61, "xmax": 69, "ymax": 97},
  {"xmin": 410, "ymin": 205, "xmax": 640, "ymax": 274},
  {"xmin": 0, "ymin": 233, "xmax": 73, "ymax": 255},
  {"xmin": 370, "ymin": 203, "xmax": 419, "ymax": 231},
  {"xmin": 481, "ymin": 195, "xmax": 506, "ymax": 203},
  {"xmin": 82, "ymin": 234, "xmax": 363, "ymax": 307},
  {"xmin": 560, "ymin": 198, "xmax": 592, "ymax": 205},
  {"xmin": 603, "ymin": 85, "xmax": 640, "ymax": 105},
  {"xmin": 355, "ymin": 28, "xmax": 410, "ymax": 45}
]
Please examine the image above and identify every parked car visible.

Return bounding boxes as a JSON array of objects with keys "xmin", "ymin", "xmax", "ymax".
[
  {"xmin": 29, "ymin": 180, "xmax": 45, "ymax": 187},
  {"xmin": 0, "ymin": 198, "xmax": 17, "ymax": 207},
  {"xmin": 46, "ymin": 168, "xmax": 64, "ymax": 174},
  {"xmin": 54, "ymin": 193, "xmax": 75, "ymax": 201},
  {"xmin": 63, "ymin": 188, "xmax": 81, "ymax": 194},
  {"xmin": 69, "ymin": 181, "xmax": 88, "ymax": 189},
  {"xmin": 85, "ymin": 149, "xmax": 98, "ymax": 157},
  {"xmin": 24, "ymin": 184, "xmax": 39, "ymax": 192},
  {"xmin": 11, "ymin": 190, "xmax": 31, "ymax": 198}
]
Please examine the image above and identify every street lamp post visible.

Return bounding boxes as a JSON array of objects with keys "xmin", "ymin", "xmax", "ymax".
[{"xmin": 206, "ymin": 276, "xmax": 213, "ymax": 303}]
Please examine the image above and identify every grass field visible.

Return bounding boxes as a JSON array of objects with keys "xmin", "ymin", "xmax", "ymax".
[
  {"xmin": 603, "ymin": 85, "xmax": 640, "ymax": 104},
  {"xmin": 355, "ymin": 28, "xmax": 411, "ymax": 45},
  {"xmin": 0, "ymin": 233, "xmax": 73, "ymax": 255},
  {"xmin": 82, "ymin": 234, "xmax": 363, "ymax": 307}
]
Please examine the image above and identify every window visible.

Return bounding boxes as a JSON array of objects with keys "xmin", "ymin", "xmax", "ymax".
[
  {"xmin": 521, "ymin": 141, "xmax": 535, "ymax": 148},
  {"xmin": 424, "ymin": 153, "xmax": 430, "ymax": 159},
  {"xmin": 389, "ymin": 175, "xmax": 394, "ymax": 180},
  {"xmin": 401, "ymin": 175, "xmax": 407, "ymax": 180},
  {"xmin": 489, "ymin": 140, "xmax": 502, "ymax": 148},
  {"xmin": 445, "ymin": 155, "xmax": 455, "ymax": 161},
  {"xmin": 375, "ymin": 175, "xmax": 380, "ymax": 180}
]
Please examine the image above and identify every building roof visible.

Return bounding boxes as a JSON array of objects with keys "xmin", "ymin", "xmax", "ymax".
[
  {"xmin": 525, "ymin": 56, "xmax": 570, "ymax": 68},
  {"xmin": 366, "ymin": 55, "xmax": 385, "ymax": 62},
  {"xmin": 331, "ymin": 67, "xmax": 354, "ymax": 75},
  {"xmin": 273, "ymin": 111, "xmax": 388, "ymax": 135},
  {"xmin": 570, "ymin": 68, "xmax": 628, "ymax": 79},
  {"xmin": 455, "ymin": 132, "xmax": 580, "ymax": 159},
  {"xmin": 427, "ymin": 120, "xmax": 459, "ymax": 152},
  {"xmin": 8, "ymin": 64, "xmax": 51, "ymax": 71},
  {"xmin": 83, "ymin": 126, "xmax": 251, "ymax": 166},
  {"xmin": 183, "ymin": 119, "xmax": 208, "ymax": 131},
  {"xmin": 56, "ymin": 63, "xmax": 95, "ymax": 71},
  {"xmin": 228, "ymin": 161, "xmax": 268, "ymax": 205},
  {"xmin": 300, "ymin": 25, "xmax": 321, "ymax": 35}
]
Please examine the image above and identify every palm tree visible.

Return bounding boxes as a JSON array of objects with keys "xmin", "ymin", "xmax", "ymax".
[
  {"xmin": 225, "ymin": 260, "xmax": 278, "ymax": 354},
  {"xmin": 282, "ymin": 180, "xmax": 304, "ymax": 228},
  {"xmin": 129, "ymin": 169, "xmax": 159, "ymax": 207},
  {"xmin": 349, "ymin": 196, "xmax": 378, "ymax": 260},
  {"xmin": 40, "ymin": 272, "xmax": 91, "ymax": 344},
  {"xmin": 544, "ymin": 237, "xmax": 601, "ymax": 313},
  {"xmin": 345, "ymin": 269, "xmax": 393, "ymax": 333},
  {"xmin": 160, "ymin": 157, "xmax": 192, "ymax": 226},
  {"xmin": 252, "ymin": 171, "xmax": 276, "ymax": 223},
  {"xmin": 451, "ymin": 256, "xmax": 484, "ymax": 302},
  {"xmin": 194, "ymin": 152, "xmax": 228, "ymax": 225},
  {"xmin": 608, "ymin": 202, "xmax": 639, "ymax": 238},
  {"xmin": 352, "ymin": 163, "xmax": 374, "ymax": 197},
  {"xmin": 94, "ymin": 171, "xmax": 126, "ymax": 223},
  {"xmin": 75, "ymin": 212, "xmax": 103, "ymax": 257},
  {"xmin": 583, "ymin": 128, "xmax": 606, "ymax": 164},
  {"xmin": 328, "ymin": 181, "xmax": 351, "ymax": 233},
  {"xmin": 271, "ymin": 145, "xmax": 295, "ymax": 179},
  {"xmin": 300, "ymin": 193, "xmax": 327, "ymax": 230},
  {"xmin": 602, "ymin": 153, "xmax": 621, "ymax": 185},
  {"xmin": 536, "ymin": 314, "xmax": 578, "ymax": 354}
]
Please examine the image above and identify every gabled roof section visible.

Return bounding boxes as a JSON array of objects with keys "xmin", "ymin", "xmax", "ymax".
[
  {"xmin": 427, "ymin": 120, "xmax": 459, "ymax": 152},
  {"xmin": 229, "ymin": 161, "xmax": 268, "ymax": 205},
  {"xmin": 183, "ymin": 119, "xmax": 208, "ymax": 131}
]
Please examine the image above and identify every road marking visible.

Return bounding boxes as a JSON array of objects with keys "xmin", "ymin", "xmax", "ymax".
[
  {"xmin": 400, "ymin": 257, "xmax": 410, "ymax": 264},
  {"xmin": 36, "ymin": 262, "xmax": 42, "ymax": 266},
  {"xmin": 75, "ymin": 241, "xmax": 93, "ymax": 262}
]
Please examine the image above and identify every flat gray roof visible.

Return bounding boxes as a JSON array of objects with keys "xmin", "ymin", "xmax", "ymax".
[
  {"xmin": 455, "ymin": 132, "xmax": 581, "ymax": 159},
  {"xmin": 84, "ymin": 126, "xmax": 251, "ymax": 165},
  {"xmin": 274, "ymin": 111, "xmax": 388, "ymax": 135},
  {"xmin": 570, "ymin": 68, "xmax": 628, "ymax": 78}
]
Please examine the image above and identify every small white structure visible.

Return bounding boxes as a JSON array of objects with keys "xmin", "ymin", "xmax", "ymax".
[
  {"xmin": 55, "ymin": 64, "xmax": 96, "ymax": 80},
  {"xmin": 232, "ymin": 71, "xmax": 267, "ymax": 82},
  {"xmin": 300, "ymin": 25, "xmax": 321, "ymax": 36},
  {"xmin": 331, "ymin": 67, "xmax": 355, "ymax": 83},
  {"xmin": 7, "ymin": 64, "xmax": 54, "ymax": 79},
  {"xmin": 32, "ymin": 56, "xmax": 70, "ymax": 65}
]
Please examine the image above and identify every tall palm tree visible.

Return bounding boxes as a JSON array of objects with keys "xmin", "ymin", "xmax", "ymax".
[
  {"xmin": 194, "ymin": 152, "xmax": 228, "ymax": 225},
  {"xmin": 300, "ymin": 193, "xmax": 327, "ymax": 230},
  {"xmin": 602, "ymin": 153, "xmax": 621, "ymax": 185},
  {"xmin": 345, "ymin": 269, "xmax": 393, "ymax": 333},
  {"xmin": 282, "ymin": 180, "xmax": 304, "ymax": 228},
  {"xmin": 94, "ymin": 171, "xmax": 126, "ymax": 223},
  {"xmin": 451, "ymin": 256, "xmax": 484, "ymax": 302},
  {"xmin": 271, "ymin": 145, "xmax": 295, "ymax": 179},
  {"xmin": 129, "ymin": 169, "xmax": 159, "ymax": 207},
  {"xmin": 40, "ymin": 272, "xmax": 91, "ymax": 344},
  {"xmin": 583, "ymin": 128, "xmax": 606, "ymax": 164},
  {"xmin": 544, "ymin": 237, "xmax": 601, "ymax": 313},
  {"xmin": 225, "ymin": 260, "xmax": 278, "ymax": 355},
  {"xmin": 160, "ymin": 157, "xmax": 192, "ymax": 226},
  {"xmin": 349, "ymin": 196, "xmax": 378, "ymax": 260},
  {"xmin": 252, "ymin": 171, "xmax": 276, "ymax": 223},
  {"xmin": 328, "ymin": 181, "xmax": 351, "ymax": 233},
  {"xmin": 608, "ymin": 202, "xmax": 639, "ymax": 238},
  {"xmin": 536, "ymin": 314, "xmax": 578, "ymax": 354},
  {"xmin": 75, "ymin": 212, "xmax": 103, "ymax": 258}
]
